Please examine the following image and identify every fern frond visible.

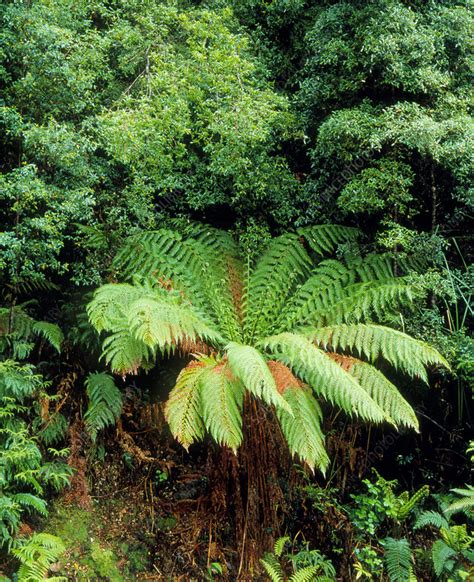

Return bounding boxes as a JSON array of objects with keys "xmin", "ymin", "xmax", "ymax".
[
  {"xmin": 225, "ymin": 342, "xmax": 291, "ymax": 413},
  {"xmin": 324, "ymin": 279, "xmax": 416, "ymax": 326},
  {"xmin": 310, "ymin": 324, "xmax": 449, "ymax": 383},
  {"xmin": 261, "ymin": 334, "xmax": 389, "ymax": 424},
  {"xmin": 446, "ymin": 486, "xmax": 474, "ymax": 514},
  {"xmin": 32, "ymin": 321, "xmax": 63, "ymax": 353},
  {"xmin": 101, "ymin": 324, "xmax": 152, "ymax": 375},
  {"xmin": 274, "ymin": 536, "xmax": 290, "ymax": 558},
  {"xmin": 414, "ymin": 510, "xmax": 449, "ymax": 531},
  {"xmin": 383, "ymin": 537, "xmax": 414, "ymax": 582},
  {"xmin": 164, "ymin": 358, "xmax": 214, "ymax": 450},
  {"xmin": 128, "ymin": 295, "xmax": 223, "ymax": 350},
  {"xmin": 395, "ymin": 485, "xmax": 430, "ymax": 520},
  {"xmin": 13, "ymin": 533, "xmax": 66, "ymax": 582},
  {"xmin": 244, "ymin": 233, "xmax": 312, "ymax": 340},
  {"xmin": 199, "ymin": 363, "xmax": 244, "ymax": 453},
  {"xmin": 277, "ymin": 260, "xmax": 354, "ymax": 331},
  {"xmin": 289, "ymin": 565, "xmax": 322, "ymax": 582},
  {"xmin": 87, "ymin": 283, "xmax": 143, "ymax": 333},
  {"xmin": 260, "ymin": 554, "xmax": 284, "ymax": 582},
  {"xmin": 84, "ymin": 373, "xmax": 122, "ymax": 441},
  {"xmin": 432, "ymin": 539, "xmax": 457, "ymax": 578},
  {"xmin": 11, "ymin": 493, "xmax": 47, "ymax": 516},
  {"xmin": 346, "ymin": 360, "xmax": 419, "ymax": 430},
  {"xmin": 114, "ymin": 229, "xmax": 242, "ymax": 340},
  {"xmin": 276, "ymin": 386, "xmax": 329, "ymax": 473},
  {"xmin": 297, "ymin": 224, "xmax": 359, "ymax": 256}
]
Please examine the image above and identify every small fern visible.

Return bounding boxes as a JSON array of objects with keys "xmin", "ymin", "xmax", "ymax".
[
  {"xmin": 383, "ymin": 537, "xmax": 415, "ymax": 582},
  {"xmin": 261, "ymin": 536, "xmax": 336, "ymax": 581},
  {"xmin": 12, "ymin": 533, "xmax": 66, "ymax": 582}
]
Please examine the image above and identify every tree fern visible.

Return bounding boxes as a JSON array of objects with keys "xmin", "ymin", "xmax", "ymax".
[
  {"xmin": 84, "ymin": 372, "xmax": 123, "ymax": 441},
  {"xmin": 383, "ymin": 537, "xmax": 415, "ymax": 582},
  {"xmin": 88, "ymin": 224, "xmax": 448, "ymax": 472}
]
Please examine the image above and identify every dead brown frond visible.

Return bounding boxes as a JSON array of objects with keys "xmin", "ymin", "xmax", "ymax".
[{"xmin": 267, "ymin": 360, "xmax": 302, "ymax": 393}]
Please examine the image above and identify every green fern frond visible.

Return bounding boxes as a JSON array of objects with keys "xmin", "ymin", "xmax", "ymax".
[
  {"xmin": 414, "ymin": 510, "xmax": 450, "ymax": 531},
  {"xmin": 324, "ymin": 279, "xmax": 416, "ymax": 325},
  {"xmin": 164, "ymin": 358, "xmax": 213, "ymax": 450},
  {"xmin": 260, "ymin": 554, "xmax": 284, "ymax": 582},
  {"xmin": 11, "ymin": 493, "xmax": 47, "ymax": 516},
  {"xmin": 84, "ymin": 373, "xmax": 122, "ymax": 441},
  {"xmin": 347, "ymin": 360, "xmax": 419, "ymax": 430},
  {"xmin": 310, "ymin": 324, "xmax": 449, "ymax": 383},
  {"xmin": 383, "ymin": 537, "xmax": 414, "ymax": 582},
  {"xmin": 297, "ymin": 224, "xmax": 359, "ymax": 256},
  {"xmin": 226, "ymin": 342, "xmax": 291, "ymax": 413},
  {"xmin": 395, "ymin": 485, "xmax": 430, "ymax": 520},
  {"xmin": 87, "ymin": 283, "xmax": 143, "ymax": 333},
  {"xmin": 13, "ymin": 533, "xmax": 66, "ymax": 582},
  {"xmin": 128, "ymin": 295, "xmax": 223, "ymax": 349},
  {"xmin": 274, "ymin": 536, "xmax": 290, "ymax": 558},
  {"xmin": 277, "ymin": 260, "xmax": 353, "ymax": 331},
  {"xmin": 289, "ymin": 565, "xmax": 322, "ymax": 582},
  {"xmin": 432, "ymin": 539, "xmax": 457, "ymax": 578},
  {"xmin": 199, "ymin": 363, "xmax": 244, "ymax": 453},
  {"xmin": 261, "ymin": 333, "xmax": 390, "ymax": 424},
  {"xmin": 276, "ymin": 387, "xmax": 329, "ymax": 473},
  {"xmin": 32, "ymin": 322, "xmax": 63, "ymax": 353},
  {"xmin": 244, "ymin": 233, "xmax": 312, "ymax": 340},
  {"xmin": 101, "ymin": 324, "xmax": 152, "ymax": 375},
  {"xmin": 114, "ymin": 229, "xmax": 242, "ymax": 340},
  {"xmin": 446, "ymin": 486, "xmax": 474, "ymax": 514}
]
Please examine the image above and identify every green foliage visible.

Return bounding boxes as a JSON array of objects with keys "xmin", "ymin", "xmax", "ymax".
[
  {"xmin": 0, "ymin": 361, "xmax": 72, "ymax": 550},
  {"xmin": 350, "ymin": 473, "xmax": 429, "ymax": 537},
  {"xmin": 383, "ymin": 538, "xmax": 415, "ymax": 582},
  {"xmin": 88, "ymin": 224, "xmax": 448, "ymax": 471},
  {"xmin": 84, "ymin": 372, "xmax": 123, "ymax": 442},
  {"xmin": 12, "ymin": 533, "xmax": 66, "ymax": 582},
  {"xmin": 414, "ymin": 495, "xmax": 474, "ymax": 580},
  {"xmin": 261, "ymin": 536, "xmax": 336, "ymax": 582},
  {"xmin": 0, "ymin": 305, "xmax": 63, "ymax": 360}
]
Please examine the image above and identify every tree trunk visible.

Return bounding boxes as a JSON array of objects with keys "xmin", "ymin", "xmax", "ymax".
[{"xmin": 208, "ymin": 397, "xmax": 294, "ymax": 578}]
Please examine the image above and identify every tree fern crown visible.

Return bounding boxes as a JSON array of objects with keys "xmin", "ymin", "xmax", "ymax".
[{"xmin": 88, "ymin": 224, "xmax": 448, "ymax": 471}]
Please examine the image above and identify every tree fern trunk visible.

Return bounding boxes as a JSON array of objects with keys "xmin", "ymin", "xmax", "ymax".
[{"xmin": 208, "ymin": 396, "xmax": 293, "ymax": 578}]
